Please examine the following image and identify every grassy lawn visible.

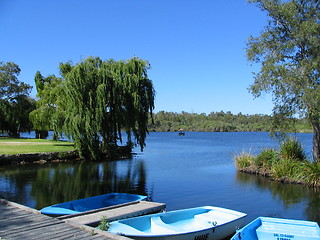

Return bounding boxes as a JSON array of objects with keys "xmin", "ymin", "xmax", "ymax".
[{"xmin": 0, "ymin": 137, "xmax": 75, "ymax": 154}]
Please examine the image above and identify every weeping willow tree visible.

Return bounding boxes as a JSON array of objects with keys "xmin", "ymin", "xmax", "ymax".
[
  {"xmin": 59, "ymin": 57, "xmax": 155, "ymax": 160},
  {"xmin": 30, "ymin": 71, "xmax": 66, "ymax": 139}
]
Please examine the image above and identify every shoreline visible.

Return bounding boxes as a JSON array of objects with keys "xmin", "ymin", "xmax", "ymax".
[
  {"xmin": 0, "ymin": 137, "xmax": 133, "ymax": 165},
  {"xmin": 238, "ymin": 167, "xmax": 319, "ymax": 188},
  {"xmin": 0, "ymin": 150, "xmax": 80, "ymax": 165},
  {"xmin": 0, "ymin": 147, "xmax": 133, "ymax": 165}
]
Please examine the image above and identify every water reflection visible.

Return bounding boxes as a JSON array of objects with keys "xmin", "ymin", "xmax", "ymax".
[
  {"xmin": 236, "ymin": 172, "xmax": 320, "ymax": 223},
  {"xmin": 0, "ymin": 132, "xmax": 319, "ymax": 225},
  {"xmin": 0, "ymin": 159, "xmax": 148, "ymax": 209}
]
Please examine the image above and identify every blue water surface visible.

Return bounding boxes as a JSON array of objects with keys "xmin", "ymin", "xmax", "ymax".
[{"xmin": 0, "ymin": 131, "xmax": 318, "ymax": 224}]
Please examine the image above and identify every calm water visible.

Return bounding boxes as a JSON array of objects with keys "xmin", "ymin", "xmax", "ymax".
[{"xmin": 0, "ymin": 132, "xmax": 319, "ymax": 224}]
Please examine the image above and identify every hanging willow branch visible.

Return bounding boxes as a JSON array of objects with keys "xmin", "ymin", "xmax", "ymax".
[{"xmin": 59, "ymin": 57, "xmax": 155, "ymax": 160}]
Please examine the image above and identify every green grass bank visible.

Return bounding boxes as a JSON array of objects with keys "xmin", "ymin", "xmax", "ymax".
[
  {"xmin": 0, "ymin": 137, "xmax": 75, "ymax": 154},
  {"xmin": 234, "ymin": 137, "xmax": 320, "ymax": 187}
]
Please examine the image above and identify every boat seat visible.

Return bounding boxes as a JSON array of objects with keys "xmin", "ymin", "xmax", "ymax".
[
  {"xmin": 194, "ymin": 211, "xmax": 220, "ymax": 226},
  {"xmin": 150, "ymin": 216, "xmax": 178, "ymax": 234},
  {"xmin": 71, "ymin": 202, "xmax": 92, "ymax": 212},
  {"xmin": 256, "ymin": 221, "xmax": 320, "ymax": 240}
]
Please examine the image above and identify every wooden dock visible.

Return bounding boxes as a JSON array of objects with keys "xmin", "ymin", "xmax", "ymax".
[
  {"xmin": 61, "ymin": 201, "xmax": 166, "ymax": 226},
  {"xmin": 0, "ymin": 199, "xmax": 166, "ymax": 240}
]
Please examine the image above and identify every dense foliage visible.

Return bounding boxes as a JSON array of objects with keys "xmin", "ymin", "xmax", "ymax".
[
  {"xmin": 247, "ymin": 0, "xmax": 320, "ymax": 161},
  {"xmin": 0, "ymin": 62, "xmax": 35, "ymax": 136},
  {"xmin": 29, "ymin": 72, "xmax": 64, "ymax": 139},
  {"xmin": 31, "ymin": 57, "xmax": 155, "ymax": 160},
  {"xmin": 148, "ymin": 111, "xmax": 311, "ymax": 132}
]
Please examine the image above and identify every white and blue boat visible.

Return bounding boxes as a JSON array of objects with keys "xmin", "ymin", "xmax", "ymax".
[
  {"xmin": 231, "ymin": 217, "xmax": 320, "ymax": 240},
  {"xmin": 108, "ymin": 206, "xmax": 247, "ymax": 240},
  {"xmin": 40, "ymin": 193, "xmax": 147, "ymax": 216}
]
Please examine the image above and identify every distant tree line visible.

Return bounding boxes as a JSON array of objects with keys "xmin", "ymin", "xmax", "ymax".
[{"xmin": 148, "ymin": 111, "xmax": 312, "ymax": 133}]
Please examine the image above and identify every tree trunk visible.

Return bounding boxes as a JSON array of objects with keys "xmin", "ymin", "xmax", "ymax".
[
  {"xmin": 311, "ymin": 120, "xmax": 320, "ymax": 162},
  {"xmin": 35, "ymin": 130, "xmax": 48, "ymax": 139}
]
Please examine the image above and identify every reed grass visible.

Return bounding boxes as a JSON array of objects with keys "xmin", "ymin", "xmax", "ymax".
[
  {"xmin": 279, "ymin": 136, "xmax": 306, "ymax": 161},
  {"xmin": 271, "ymin": 158, "xmax": 304, "ymax": 182},
  {"xmin": 234, "ymin": 151, "xmax": 255, "ymax": 169},
  {"xmin": 255, "ymin": 148, "xmax": 279, "ymax": 169},
  {"xmin": 303, "ymin": 161, "xmax": 320, "ymax": 187},
  {"xmin": 234, "ymin": 137, "xmax": 320, "ymax": 187}
]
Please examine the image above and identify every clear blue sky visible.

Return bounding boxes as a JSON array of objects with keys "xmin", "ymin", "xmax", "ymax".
[{"xmin": 0, "ymin": 0, "xmax": 274, "ymax": 115}]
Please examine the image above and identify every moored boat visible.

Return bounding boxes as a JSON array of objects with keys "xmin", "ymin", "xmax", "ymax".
[
  {"xmin": 178, "ymin": 129, "xmax": 185, "ymax": 136},
  {"xmin": 40, "ymin": 193, "xmax": 147, "ymax": 216},
  {"xmin": 231, "ymin": 217, "xmax": 320, "ymax": 240},
  {"xmin": 108, "ymin": 206, "xmax": 247, "ymax": 240}
]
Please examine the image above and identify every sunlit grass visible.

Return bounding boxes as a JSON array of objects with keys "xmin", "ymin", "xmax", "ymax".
[
  {"xmin": 303, "ymin": 161, "xmax": 320, "ymax": 187},
  {"xmin": 234, "ymin": 151, "xmax": 255, "ymax": 169},
  {"xmin": 0, "ymin": 137, "xmax": 74, "ymax": 154},
  {"xmin": 234, "ymin": 137, "xmax": 320, "ymax": 187},
  {"xmin": 271, "ymin": 158, "xmax": 304, "ymax": 182}
]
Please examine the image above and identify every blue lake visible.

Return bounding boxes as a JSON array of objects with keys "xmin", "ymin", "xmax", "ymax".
[{"xmin": 0, "ymin": 132, "xmax": 319, "ymax": 224}]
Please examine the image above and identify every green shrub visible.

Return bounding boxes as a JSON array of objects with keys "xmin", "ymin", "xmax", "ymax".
[
  {"xmin": 271, "ymin": 158, "xmax": 304, "ymax": 181},
  {"xmin": 280, "ymin": 137, "xmax": 306, "ymax": 161},
  {"xmin": 255, "ymin": 148, "xmax": 279, "ymax": 168},
  {"xmin": 98, "ymin": 216, "xmax": 110, "ymax": 231},
  {"xmin": 303, "ymin": 161, "xmax": 320, "ymax": 187},
  {"xmin": 234, "ymin": 152, "xmax": 255, "ymax": 169}
]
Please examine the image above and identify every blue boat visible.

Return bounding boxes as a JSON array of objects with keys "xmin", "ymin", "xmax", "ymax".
[
  {"xmin": 231, "ymin": 217, "xmax": 320, "ymax": 240},
  {"xmin": 108, "ymin": 206, "xmax": 247, "ymax": 240},
  {"xmin": 40, "ymin": 193, "xmax": 147, "ymax": 216}
]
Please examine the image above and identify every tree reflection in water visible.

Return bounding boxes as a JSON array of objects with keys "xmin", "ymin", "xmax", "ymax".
[
  {"xmin": 236, "ymin": 172, "xmax": 320, "ymax": 223},
  {"xmin": 0, "ymin": 159, "xmax": 148, "ymax": 210}
]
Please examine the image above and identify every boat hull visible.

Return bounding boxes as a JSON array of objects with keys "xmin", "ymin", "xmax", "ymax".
[
  {"xmin": 231, "ymin": 217, "xmax": 320, "ymax": 240},
  {"xmin": 40, "ymin": 193, "xmax": 147, "ymax": 216},
  {"xmin": 109, "ymin": 206, "xmax": 247, "ymax": 240},
  {"xmin": 122, "ymin": 220, "xmax": 245, "ymax": 240}
]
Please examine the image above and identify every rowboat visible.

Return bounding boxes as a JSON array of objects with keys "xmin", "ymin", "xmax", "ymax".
[
  {"xmin": 108, "ymin": 206, "xmax": 247, "ymax": 240},
  {"xmin": 40, "ymin": 193, "xmax": 147, "ymax": 216},
  {"xmin": 231, "ymin": 217, "xmax": 320, "ymax": 240}
]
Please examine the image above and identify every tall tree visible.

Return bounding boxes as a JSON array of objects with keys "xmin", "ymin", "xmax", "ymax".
[
  {"xmin": 30, "ymin": 72, "xmax": 65, "ymax": 139},
  {"xmin": 247, "ymin": 0, "xmax": 320, "ymax": 161},
  {"xmin": 59, "ymin": 57, "xmax": 155, "ymax": 160},
  {"xmin": 0, "ymin": 62, "xmax": 31, "ymax": 99},
  {"xmin": 0, "ymin": 62, "xmax": 33, "ymax": 136}
]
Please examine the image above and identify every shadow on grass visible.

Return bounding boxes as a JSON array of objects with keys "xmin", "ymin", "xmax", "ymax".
[{"xmin": 53, "ymin": 144, "xmax": 74, "ymax": 147}]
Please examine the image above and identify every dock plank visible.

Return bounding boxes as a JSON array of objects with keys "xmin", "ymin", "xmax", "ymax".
[
  {"xmin": 0, "ymin": 199, "xmax": 130, "ymax": 240},
  {"xmin": 0, "ymin": 212, "xmax": 61, "ymax": 233},
  {"xmin": 0, "ymin": 198, "xmax": 165, "ymax": 239},
  {"xmin": 65, "ymin": 201, "xmax": 166, "ymax": 226},
  {"xmin": 9, "ymin": 224, "xmax": 91, "ymax": 240}
]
